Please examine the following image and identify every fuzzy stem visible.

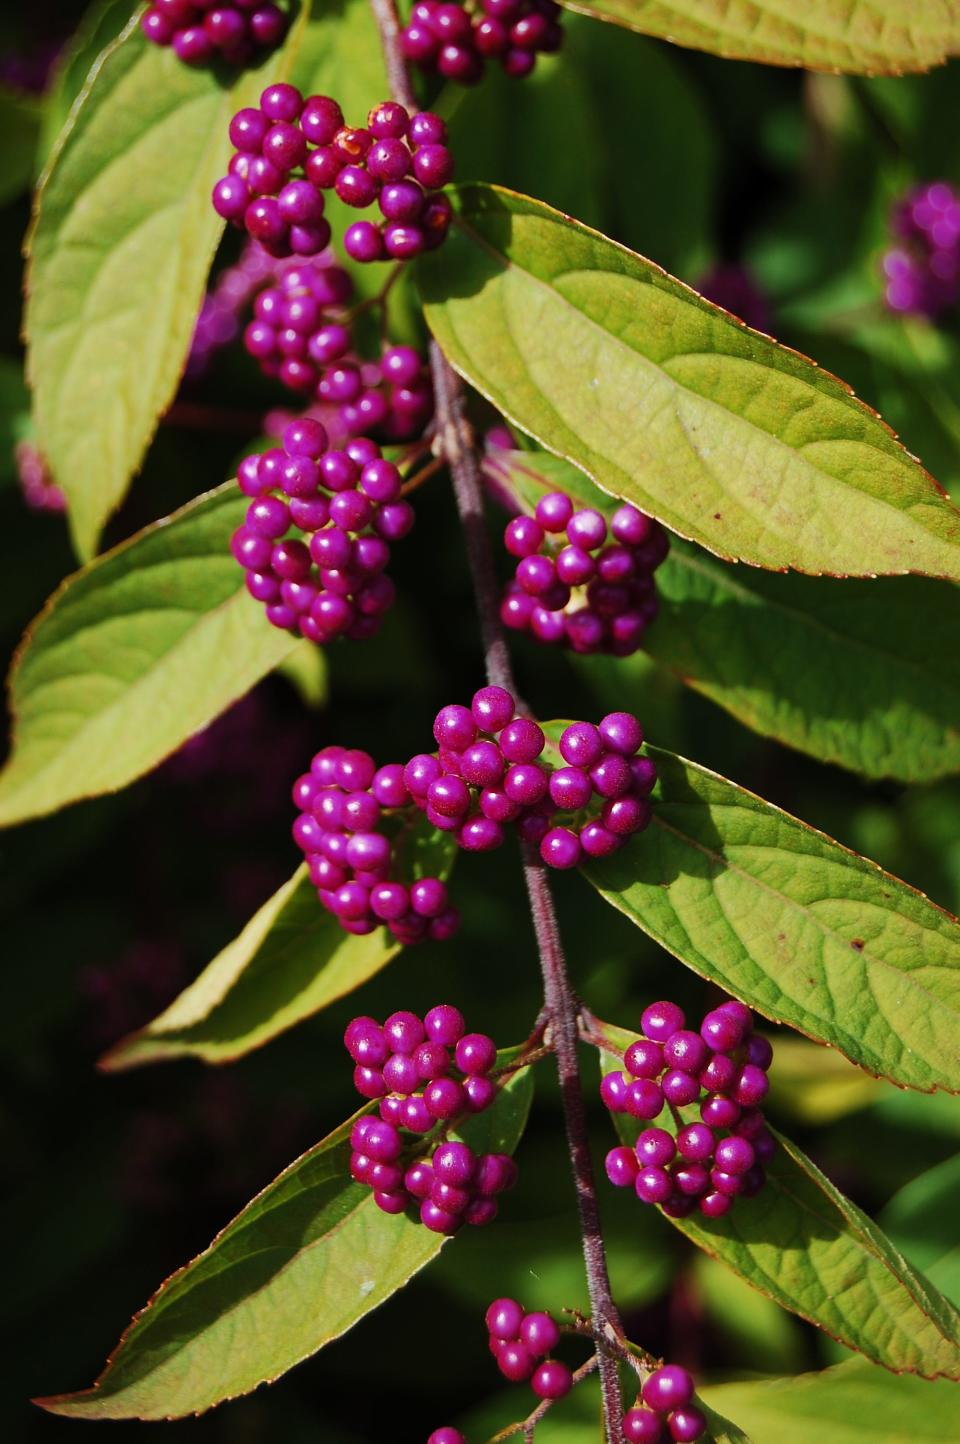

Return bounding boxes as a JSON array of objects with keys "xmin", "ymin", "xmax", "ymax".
[{"xmin": 366, "ymin": 4, "xmax": 625, "ymax": 1439}]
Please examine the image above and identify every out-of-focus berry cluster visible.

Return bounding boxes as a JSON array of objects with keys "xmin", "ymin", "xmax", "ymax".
[
  {"xmin": 186, "ymin": 239, "xmax": 280, "ymax": 377},
  {"xmin": 15, "ymin": 441, "xmax": 65, "ymax": 514},
  {"xmin": 293, "ymin": 745, "xmax": 457, "ymax": 940},
  {"xmin": 345, "ymin": 1007, "xmax": 517, "ymax": 1230},
  {"xmin": 243, "ymin": 255, "xmax": 434, "ymax": 441},
  {"xmin": 499, "ymin": 490, "xmax": 668, "ymax": 656},
  {"xmin": 602, "ymin": 998, "xmax": 774, "ymax": 1219},
  {"xmin": 403, "ymin": 0, "xmax": 563, "ymax": 85},
  {"xmin": 214, "ymin": 88, "xmax": 453, "ymax": 261},
  {"xmin": 142, "ymin": 0, "xmax": 288, "ymax": 66},
  {"xmin": 883, "ymin": 181, "xmax": 960, "ymax": 318},
  {"xmin": 485, "ymin": 1298, "xmax": 573, "ymax": 1399},
  {"xmin": 232, "ymin": 417, "xmax": 414, "ymax": 640}
]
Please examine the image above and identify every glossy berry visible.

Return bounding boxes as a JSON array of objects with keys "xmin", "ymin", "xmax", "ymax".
[
  {"xmin": 531, "ymin": 1359, "xmax": 573, "ymax": 1400},
  {"xmin": 623, "ymin": 1407, "xmax": 665, "ymax": 1442},
  {"xmin": 427, "ymin": 1430, "xmax": 468, "ymax": 1444},
  {"xmin": 642, "ymin": 1366, "xmax": 694, "ymax": 1414}
]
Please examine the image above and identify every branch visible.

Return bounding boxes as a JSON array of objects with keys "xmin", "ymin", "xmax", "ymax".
[
  {"xmin": 365, "ymin": 5, "xmax": 625, "ymax": 1440},
  {"xmin": 486, "ymin": 1355, "xmax": 599, "ymax": 1443}
]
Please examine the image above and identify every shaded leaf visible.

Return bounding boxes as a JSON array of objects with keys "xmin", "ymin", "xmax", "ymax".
[
  {"xmin": 488, "ymin": 446, "xmax": 960, "ymax": 782},
  {"xmin": 420, "ymin": 186, "xmax": 960, "ymax": 579},
  {"xmin": 574, "ymin": 741, "xmax": 960, "ymax": 1093},
  {"xmin": 0, "ymin": 485, "xmax": 299, "ymax": 827},
  {"xmin": 288, "ymin": 0, "xmax": 387, "ymax": 121},
  {"xmin": 559, "ymin": 0, "xmax": 960, "ymax": 75},
  {"xmin": 880, "ymin": 1153, "xmax": 960, "ymax": 1307},
  {"xmin": 701, "ymin": 1358, "xmax": 960, "ymax": 1443},
  {"xmin": 596, "ymin": 1024, "xmax": 960, "ymax": 1378},
  {"xmin": 38, "ymin": 1063, "xmax": 534, "ymax": 1419},
  {"xmin": 101, "ymin": 825, "xmax": 457, "ymax": 1070},
  {"xmin": 25, "ymin": 12, "xmax": 305, "ymax": 557},
  {"xmin": 765, "ymin": 1038, "xmax": 886, "ymax": 1125}
]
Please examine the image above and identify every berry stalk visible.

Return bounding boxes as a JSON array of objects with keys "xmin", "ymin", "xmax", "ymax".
[{"xmin": 366, "ymin": 7, "xmax": 626, "ymax": 1437}]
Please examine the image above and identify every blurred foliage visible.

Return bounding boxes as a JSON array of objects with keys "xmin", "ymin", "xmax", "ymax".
[{"xmin": 1, "ymin": 1, "xmax": 959, "ymax": 1440}]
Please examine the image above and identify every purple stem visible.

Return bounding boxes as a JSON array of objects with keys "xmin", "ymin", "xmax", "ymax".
[{"xmin": 365, "ymin": 5, "xmax": 626, "ymax": 1438}]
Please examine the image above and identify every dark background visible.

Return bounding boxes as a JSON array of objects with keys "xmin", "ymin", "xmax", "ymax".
[{"xmin": 2, "ymin": 3, "xmax": 959, "ymax": 1440}]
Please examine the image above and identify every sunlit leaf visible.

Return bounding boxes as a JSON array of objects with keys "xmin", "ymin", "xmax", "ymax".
[
  {"xmin": 0, "ymin": 485, "xmax": 298, "ymax": 827},
  {"xmin": 558, "ymin": 0, "xmax": 960, "ymax": 75},
  {"xmin": 421, "ymin": 186, "xmax": 960, "ymax": 579}
]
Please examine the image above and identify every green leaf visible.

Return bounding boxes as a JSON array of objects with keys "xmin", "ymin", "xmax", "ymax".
[
  {"xmin": 37, "ymin": 1063, "xmax": 534, "ymax": 1420},
  {"xmin": 880, "ymin": 1154, "xmax": 960, "ymax": 1307},
  {"xmin": 488, "ymin": 446, "xmax": 960, "ymax": 782},
  {"xmin": 101, "ymin": 825, "xmax": 457, "ymax": 1069},
  {"xmin": 420, "ymin": 186, "xmax": 960, "ymax": 580},
  {"xmin": 0, "ymin": 485, "xmax": 299, "ymax": 827},
  {"xmin": 764, "ymin": 1038, "xmax": 886, "ymax": 1125},
  {"xmin": 276, "ymin": 638, "xmax": 329, "ymax": 708},
  {"xmin": 25, "ymin": 11, "xmax": 306, "ymax": 558},
  {"xmin": 558, "ymin": 0, "xmax": 960, "ymax": 74},
  {"xmin": 569, "ymin": 741, "xmax": 960, "ymax": 1093},
  {"xmin": 596, "ymin": 1024, "xmax": 960, "ymax": 1378},
  {"xmin": 37, "ymin": 0, "xmax": 136, "ymax": 166},
  {"xmin": 288, "ymin": 0, "xmax": 387, "ymax": 120},
  {"xmin": 701, "ymin": 1359, "xmax": 960, "ymax": 1443}
]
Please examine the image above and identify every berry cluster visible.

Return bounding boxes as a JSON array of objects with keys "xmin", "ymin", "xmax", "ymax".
[
  {"xmin": 232, "ymin": 417, "xmax": 414, "ymax": 641},
  {"xmin": 142, "ymin": 0, "xmax": 288, "ymax": 66},
  {"xmin": 403, "ymin": 1, "xmax": 564, "ymax": 85},
  {"xmin": 624, "ymin": 1365, "xmax": 706, "ymax": 1443},
  {"xmin": 500, "ymin": 491, "xmax": 668, "ymax": 656},
  {"xmin": 883, "ymin": 181, "xmax": 960, "ymax": 318},
  {"xmin": 187, "ymin": 238, "xmax": 280, "ymax": 378},
  {"xmin": 293, "ymin": 748, "xmax": 457, "ymax": 941},
  {"xmin": 485, "ymin": 1298, "xmax": 573, "ymax": 1399},
  {"xmin": 243, "ymin": 257, "xmax": 434, "ymax": 440},
  {"xmin": 602, "ymin": 999, "xmax": 774, "ymax": 1220},
  {"xmin": 346, "ymin": 1008, "xmax": 517, "ymax": 1231},
  {"xmin": 405, "ymin": 695, "xmax": 656, "ymax": 870},
  {"xmin": 213, "ymin": 88, "xmax": 454, "ymax": 261}
]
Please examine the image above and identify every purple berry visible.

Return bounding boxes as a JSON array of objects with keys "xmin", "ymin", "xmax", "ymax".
[
  {"xmin": 642, "ymin": 1366, "xmax": 694, "ymax": 1414},
  {"xmin": 676, "ymin": 1123, "xmax": 714, "ymax": 1162},
  {"xmin": 424, "ymin": 1003, "xmax": 465, "ymax": 1044},
  {"xmin": 605, "ymin": 1145, "xmax": 640, "ymax": 1187},
  {"xmin": 624, "ymin": 1408, "xmax": 665, "ymax": 1443},
  {"xmin": 641, "ymin": 1000, "xmax": 685, "ymax": 1043},
  {"xmin": 486, "ymin": 1296, "xmax": 523, "ymax": 1339},
  {"xmin": 635, "ymin": 1127, "xmax": 676, "ymax": 1167},
  {"xmin": 531, "ymin": 1359, "xmax": 572, "ymax": 1400},
  {"xmin": 625, "ymin": 1078, "xmax": 664, "ymax": 1121},
  {"xmin": 455, "ymin": 1033, "xmax": 497, "ymax": 1075},
  {"xmin": 520, "ymin": 1311, "xmax": 560, "ymax": 1357},
  {"xmin": 667, "ymin": 1407, "xmax": 707, "ymax": 1443},
  {"xmin": 663, "ymin": 1030, "xmax": 710, "ymax": 1074},
  {"xmin": 635, "ymin": 1165, "xmax": 673, "ymax": 1204}
]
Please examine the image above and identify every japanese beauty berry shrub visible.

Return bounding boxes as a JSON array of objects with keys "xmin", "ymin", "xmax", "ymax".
[{"xmin": 4, "ymin": 0, "xmax": 960, "ymax": 1440}]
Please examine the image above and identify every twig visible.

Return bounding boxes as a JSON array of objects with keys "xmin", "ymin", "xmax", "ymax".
[
  {"xmin": 366, "ymin": 5, "xmax": 626, "ymax": 1440},
  {"xmin": 486, "ymin": 1355, "xmax": 599, "ymax": 1442}
]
